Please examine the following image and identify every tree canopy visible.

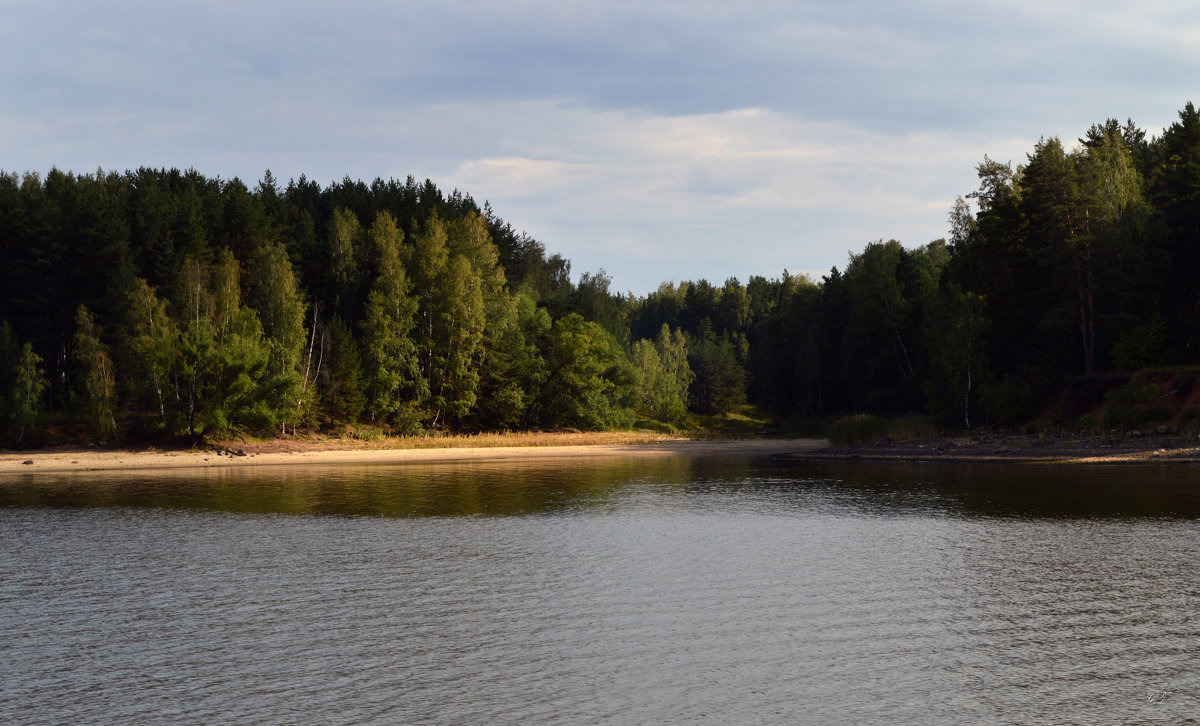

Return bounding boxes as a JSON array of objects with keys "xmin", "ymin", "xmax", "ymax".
[{"xmin": 5, "ymin": 102, "xmax": 1200, "ymax": 445}]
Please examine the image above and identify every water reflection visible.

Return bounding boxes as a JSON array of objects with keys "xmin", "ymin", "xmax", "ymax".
[
  {"xmin": 0, "ymin": 456, "xmax": 699, "ymax": 517},
  {"xmin": 2, "ymin": 456, "xmax": 1200, "ymax": 519},
  {"xmin": 4, "ymin": 456, "xmax": 1200, "ymax": 724},
  {"xmin": 778, "ymin": 460, "xmax": 1200, "ymax": 519}
]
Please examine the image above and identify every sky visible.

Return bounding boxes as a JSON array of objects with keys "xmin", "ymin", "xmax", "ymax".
[{"xmin": 3, "ymin": 1, "xmax": 1199, "ymax": 295}]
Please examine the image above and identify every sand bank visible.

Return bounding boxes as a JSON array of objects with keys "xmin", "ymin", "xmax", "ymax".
[{"xmin": 0, "ymin": 438, "xmax": 828, "ymax": 475}]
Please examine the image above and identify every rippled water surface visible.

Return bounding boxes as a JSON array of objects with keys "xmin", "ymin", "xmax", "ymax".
[{"xmin": 3, "ymin": 456, "xmax": 1200, "ymax": 724}]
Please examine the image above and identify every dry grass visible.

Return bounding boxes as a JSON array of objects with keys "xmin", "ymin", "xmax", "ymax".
[
  {"xmin": 219, "ymin": 429, "xmax": 686, "ymax": 454},
  {"xmin": 391, "ymin": 430, "xmax": 684, "ymax": 449}
]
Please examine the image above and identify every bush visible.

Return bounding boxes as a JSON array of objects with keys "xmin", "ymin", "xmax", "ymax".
[
  {"xmin": 346, "ymin": 424, "xmax": 385, "ymax": 442},
  {"xmin": 827, "ymin": 414, "xmax": 889, "ymax": 446},
  {"xmin": 979, "ymin": 373, "xmax": 1047, "ymax": 426},
  {"xmin": 1103, "ymin": 373, "xmax": 1157, "ymax": 430},
  {"xmin": 1111, "ymin": 317, "xmax": 1167, "ymax": 371},
  {"xmin": 888, "ymin": 415, "xmax": 937, "ymax": 439},
  {"xmin": 633, "ymin": 419, "xmax": 677, "ymax": 434}
]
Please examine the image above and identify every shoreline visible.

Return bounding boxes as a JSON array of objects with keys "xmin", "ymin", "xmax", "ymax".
[
  {"xmin": 0, "ymin": 438, "xmax": 828, "ymax": 475},
  {"xmin": 783, "ymin": 433, "xmax": 1200, "ymax": 465},
  {"xmin": 7, "ymin": 431, "xmax": 1200, "ymax": 474}
]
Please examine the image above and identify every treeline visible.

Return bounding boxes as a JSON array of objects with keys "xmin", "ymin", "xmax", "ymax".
[
  {"xmin": 3, "ymin": 102, "xmax": 1200, "ymax": 445},
  {"xmin": 747, "ymin": 104, "xmax": 1200, "ymax": 427},
  {"xmin": 0, "ymin": 169, "xmax": 700, "ymax": 445}
]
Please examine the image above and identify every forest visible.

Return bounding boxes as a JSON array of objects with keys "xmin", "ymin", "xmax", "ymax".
[{"xmin": 3, "ymin": 102, "xmax": 1200, "ymax": 446}]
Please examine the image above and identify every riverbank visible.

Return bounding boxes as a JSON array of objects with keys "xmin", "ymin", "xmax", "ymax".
[
  {"xmin": 0, "ymin": 435, "xmax": 828, "ymax": 474},
  {"xmin": 788, "ymin": 431, "xmax": 1200, "ymax": 464},
  {"xmin": 10, "ymin": 429, "xmax": 1200, "ymax": 474}
]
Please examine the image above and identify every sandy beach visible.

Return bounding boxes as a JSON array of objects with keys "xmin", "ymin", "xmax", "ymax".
[
  {"xmin": 0, "ymin": 437, "xmax": 829, "ymax": 475},
  {"xmin": 10, "ymin": 430, "xmax": 1200, "ymax": 475}
]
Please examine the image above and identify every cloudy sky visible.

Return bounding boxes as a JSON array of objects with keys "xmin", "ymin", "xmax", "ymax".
[{"xmin": 3, "ymin": 1, "xmax": 1198, "ymax": 293}]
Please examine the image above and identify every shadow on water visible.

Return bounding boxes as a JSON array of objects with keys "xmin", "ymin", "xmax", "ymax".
[
  {"xmin": 2, "ymin": 455, "xmax": 1199, "ymax": 519},
  {"xmin": 770, "ymin": 459, "xmax": 1200, "ymax": 520}
]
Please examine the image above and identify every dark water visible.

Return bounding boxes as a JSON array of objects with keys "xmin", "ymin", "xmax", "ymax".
[{"xmin": 2, "ymin": 456, "xmax": 1200, "ymax": 724}]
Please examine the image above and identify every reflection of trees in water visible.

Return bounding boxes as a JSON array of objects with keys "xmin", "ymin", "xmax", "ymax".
[
  {"xmin": 0, "ymin": 456, "xmax": 704, "ymax": 517},
  {"xmin": 785, "ymin": 461, "xmax": 1200, "ymax": 519},
  {"xmin": 6, "ymin": 459, "xmax": 1200, "ymax": 519}
]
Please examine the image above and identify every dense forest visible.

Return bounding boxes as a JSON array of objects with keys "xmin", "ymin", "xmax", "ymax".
[{"xmin": 4, "ymin": 102, "xmax": 1200, "ymax": 446}]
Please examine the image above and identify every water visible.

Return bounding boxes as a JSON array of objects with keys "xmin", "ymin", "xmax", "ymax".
[{"xmin": 2, "ymin": 456, "xmax": 1200, "ymax": 724}]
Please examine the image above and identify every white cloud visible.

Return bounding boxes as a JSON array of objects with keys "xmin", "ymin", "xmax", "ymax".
[{"xmin": 434, "ymin": 101, "xmax": 1041, "ymax": 291}]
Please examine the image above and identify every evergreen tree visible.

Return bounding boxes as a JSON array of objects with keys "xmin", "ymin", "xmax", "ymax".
[
  {"xmin": 172, "ymin": 253, "xmax": 270, "ymax": 437},
  {"xmin": 321, "ymin": 315, "xmax": 366, "ymax": 427},
  {"xmin": 688, "ymin": 329, "xmax": 746, "ymax": 416},
  {"xmin": 327, "ymin": 207, "xmax": 363, "ymax": 324}
]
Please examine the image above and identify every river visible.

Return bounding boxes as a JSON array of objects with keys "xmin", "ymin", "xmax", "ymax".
[{"xmin": 2, "ymin": 455, "xmax": 1198, "ymax": 724}]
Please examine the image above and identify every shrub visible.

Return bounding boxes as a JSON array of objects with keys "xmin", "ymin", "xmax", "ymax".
[
  {"xmin": 888, "ymin": 415, "xmax": 937, "ymax": 440},
  {"xmin": 1103, "ymin": 373, "xmax": 1157, "ymax": 430},
  {"xmin": 346, "ymin": 424, "xmax": 385, "ymax": 442},
  {"xmin": 827, "ymin": 414, "xmax": 888, "ymax": 446}
]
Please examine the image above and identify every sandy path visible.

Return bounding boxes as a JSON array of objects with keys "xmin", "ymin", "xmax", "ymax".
[{"xmin": 0, "ymin": 439, "xmax": 828, "ymax": 475}]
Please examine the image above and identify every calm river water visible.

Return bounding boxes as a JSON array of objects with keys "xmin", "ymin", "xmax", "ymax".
[{"xmin": 2, "ymin": 455, "xmax": 1200, "ymax": 724}]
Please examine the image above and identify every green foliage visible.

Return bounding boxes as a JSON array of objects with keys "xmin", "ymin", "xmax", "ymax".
[
  {"xmin": 631, "ymin": 339, "xmax": 664, "ymax": 414},
  {"xmin": 826, "ymin": 413, "xmax": 935, "ymax": 446},
  {"xmin": 0, "ymin": 323, "xmax": 49, "ymax": 445},
  {"xmin": 121, "ymin": 277, "xmax": 178, "ymax": 429},
  {"xmin": 408, "ymin": 216, "xmax": 488, "ymax": 427},
  {"xmin": 826, "ymin": 414, "xmax": 889, "ymax": 447},
  {"xmin": 527, "ymin": 313, "xmax": 634, "ymax": 430},
  {"xmin": 327, "ymin": 207, "xmax": 363, "ymax": 322},
  {"xmin": 4, "ymin": 168, "xmax": 645, "ymax": 441},
  {"xmin": 839, "ymin": 240, "xmax": 940, "ymax": 413},
  {"xmin": 886, "ymin": 415, "xmax": 938, "ymax": 440},
  {"xmin": 631, "ymin": 324, "xmax": 693, "ymax": 424},
  {"xmin": 246, "ymin": 240, "xmax": 310, "ymax": 432},
  {"xmin": 8, "ymin": 107, "xmax": 1200, "ymax": 444},
  {"xmin": 1111, "ymin": 316, "xmax": 1167, "ymax": 371},
  {"xmin": 979, "ymin": 373, "xmax": 1049, "ymax": 427},
  {"xmin": 1103, "ymin": 373, "xmax": 1158, "ymax": 430},
  {"xmin": 470, "ymin": 290, "xmax": 549, "ymax": 430},
  {"xmin": 923, "ymin": 285, "xmax": 988, "ymax": 428},
  {"xmin": 320, "ymin": 315, "xmax": 365, "ymax": 426},
  {"xmin": 172, "ymin": 252, "xmax": 271, "ymax": 437},
  {"xmin": 688, "ymin": 329, "xmax": 746, "ymax": 416},
  {"xmin": 72, "ymin": 305, "xmax": 120, "ymax": 442},
  {"xmin": 344, "ymin": 424, "xmax": 386, "ymax": 442},
  {"xmin": 359, "ymin": 212, "xmax": 422, "ymax": 424}
]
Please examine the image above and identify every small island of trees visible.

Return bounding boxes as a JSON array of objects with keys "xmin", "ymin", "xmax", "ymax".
[{"xmin": 4, "ymin": 102, "xmax": 1200, "ymax": 447}]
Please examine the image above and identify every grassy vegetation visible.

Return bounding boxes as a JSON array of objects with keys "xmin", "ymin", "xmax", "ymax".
[
  {"xmin": 213, "ymin": 405, "xmax": 783, "ymax": 452},
  {"xmin": 682, "ymin": 404, "xmax": 774, "ymax": 437},
  {"xmin": 826, "ymin": 414, "xmax": 937, "ymax": 447},
  {"xmin": 217, "ymin": 429, "xmax": 686, "ymax": 452}
]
